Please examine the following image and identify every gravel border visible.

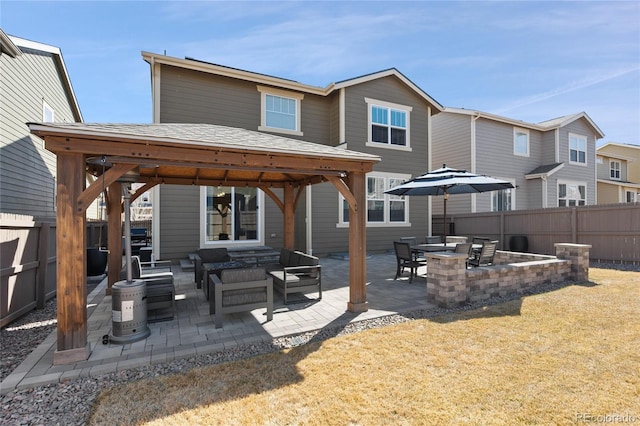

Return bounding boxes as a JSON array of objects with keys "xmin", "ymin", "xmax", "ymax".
[{"xmin": 1, "ymin": 263, "xmax": 637, "ymax": 425}]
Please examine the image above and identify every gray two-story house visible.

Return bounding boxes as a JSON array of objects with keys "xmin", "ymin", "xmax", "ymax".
[
  {"xmin": 142, "ymin": 52, "xmax": 444, "ymax": 259},
  {"xmin": 0, "ymin": 29, "xmax": 82, "ymax": 218},
  {"xmin": 431, "ymin": 108, "xmax": 604, "ymax": 218}
]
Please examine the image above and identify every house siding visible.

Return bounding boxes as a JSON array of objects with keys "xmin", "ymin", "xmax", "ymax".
[
  {"xmin": 431, "ymin": 112, "xmax": 472, "ymax": 216},
  {"xmin": 1, "ymin": 46, "xmax": 77, "ymax": 217},
  {"xmin": 157, "ymin": 64, "xmax": 332, "ymax": 256},
  {"xmin": 154, "ymin": 61, "xmax": 440, "ymax": 257},
  {"xmin": 552, "ymin": 118, "xmax": 597, "ymax": 206},
  {"xmin": 309, "ymin": 76, "xmax": 433, "ymax": 255}
]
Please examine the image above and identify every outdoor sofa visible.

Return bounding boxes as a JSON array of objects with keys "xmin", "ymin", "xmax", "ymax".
[
  {"xmin": 193, "ymin": 248, "xmax": 231, "ymax": 288},
  {"xmin": 208, "ymin": 267, "xmax": 273, "ymax": 328},
  {"xmin": 268, "ymin": 248, "xmax": 322, "ymax": 304}
]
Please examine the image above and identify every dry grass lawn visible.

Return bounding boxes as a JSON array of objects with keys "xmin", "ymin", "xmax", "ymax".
[{"xmin": 88, "ymin": 268, "xmax": 640, "ymax": 425}]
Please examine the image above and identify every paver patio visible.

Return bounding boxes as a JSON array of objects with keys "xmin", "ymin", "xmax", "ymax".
[{"xmin": 0, "ymin": 253, "xmax": 435, "ymax": 394}]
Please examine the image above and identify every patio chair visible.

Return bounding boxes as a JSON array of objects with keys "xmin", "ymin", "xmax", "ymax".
[
  {"xmin": 393, "ymin": 241, "xmax": 427, "ymax": 283},
  {"xmin": 425, "ymin": 236, "xmax": 443, "ymax": 244},
  {"xmin": 209, "ymin": 267, "xmax": 273, "ymax": 328},
  {"xmin": 454, "ymin": 242, "xmax": 473, "ymax": 267},
  {"xmin": 468, "ymin": 241, "xmax": 497, "ymax": 267}
]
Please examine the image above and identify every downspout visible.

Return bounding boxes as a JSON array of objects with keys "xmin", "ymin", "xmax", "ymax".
[
  {"xmin": 471, "ymin": 113, "xmax": 479, "ymax": 212},
  {"xmin": 151, "ymin": 57, "xmax": 162, "ymax": 256},
  {"xmin": 306, "ymin": 185, "xmax": 312, "ymax": 255},
  {"xmin": 427, "ymin": 106, "xmax": 433, "ymax": 238},
  {"xmin": 541, "ymin": 175, "xmax": 547, "ymax": 208}
]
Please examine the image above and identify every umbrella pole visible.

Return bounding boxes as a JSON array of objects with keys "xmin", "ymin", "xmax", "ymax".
[{"xmin": 443, "ymin": 192, "xmax": 448, "ymax": 243}]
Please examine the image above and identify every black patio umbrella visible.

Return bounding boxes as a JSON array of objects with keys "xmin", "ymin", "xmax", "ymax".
[{"xmin": 385, "ymin": 165, "xmax": 514, "ymax": 242}]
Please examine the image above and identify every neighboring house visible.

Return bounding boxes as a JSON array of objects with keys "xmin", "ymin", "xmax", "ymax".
[
  {"xmin": 0, "ymin": 29, "xmax": 82, "ymax": 218},
  {"xmin": 142, "ymin": 52, "xmax": 444, "ymax": 258},
  {"xmin": 431, "ymin": 108, "xmax": 605, "ymax": 217},
  {"xmin": 596, "ymin": 142, "xmax": 640, "ymax": 204}
]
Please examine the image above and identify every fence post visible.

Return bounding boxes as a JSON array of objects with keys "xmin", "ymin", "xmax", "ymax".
[
  {"xmin": 36, "ymin": 221, "xmax": 50, "ymax": 309},
  {"xmin": 571, "ymin": 207, "xmax": 577, "ymax": 243}
]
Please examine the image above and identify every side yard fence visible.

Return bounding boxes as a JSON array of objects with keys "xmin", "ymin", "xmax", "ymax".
[
  {"xmin": 1, "ymin": 214, "xmax": 150, "ymax": 327},
  {"xmin": 434, "ymin": 203, "xmax": 640, "ymax": 264}
]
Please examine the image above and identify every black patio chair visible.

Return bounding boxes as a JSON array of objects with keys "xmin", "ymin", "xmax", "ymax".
[
  {"xmin": 425, "ymin": 236, "xmax": 443, "ymax": 244},
  {"xmin": 468, "ymin": 241, "xmax": 497, "ymax": 267},
  {"xmin": 454, "ymin": 242, "xmax": 473, "ymax": 268},
  {"xmin": 393, "ymin": 241, "xmax": 427, "ymax": 283}
]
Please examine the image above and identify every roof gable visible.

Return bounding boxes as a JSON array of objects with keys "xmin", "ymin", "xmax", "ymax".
[
  {"xmin": 443, "ymin": 108, "xmax": 604, "ymax": 138},
  {"xmin": 6, "ymin": 32, "xmax": 83, "ymax": 122},
  {"xmin": 142, "ymin": 52, "xmax": 443, "ymax": 113}
]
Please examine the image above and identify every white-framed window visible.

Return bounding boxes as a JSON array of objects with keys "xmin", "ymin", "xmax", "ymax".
[
  {"xmin": 491, "ymin": 182, "xmax": 515, "ymax": 211},
  {"xmin": 513, "ymin": 128, "xmax": 529, "ymax": 157},
  {"xmin": 626, "ymin": 191, "xmax": 636, "ymax": 203},
  {"xmin": 201, "ymin": 186, "xmax": 261, "ymax": 244},
  {"xmin": 610, "ymin": 160, "xmax": 621, "ymax": 180},
  {"xmin": 42, "ymin": 100, "xmax": 54, "ymax": 122},
  {"xmin": 257, "ymin": 86, "xmax": 303, "ymax": 136},
  {"xmin": 339, "ymin": 172, "xmax": 410, "ymax": 226},
  {"xmin": 365, "ymin": 98, "xmax": 411, "ymax": 150},
  {"xmin": 569, "ymin": 133, "xmax": 587, "ymax": 165},
  {"xmin": 558, "ymin": 181, "xmax": 586, "ymax": 207}
]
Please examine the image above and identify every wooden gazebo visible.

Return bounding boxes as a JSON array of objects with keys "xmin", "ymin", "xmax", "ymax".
[{"xmin": 28, "ymin": 122, "xmax": 380, "ymax": 364}]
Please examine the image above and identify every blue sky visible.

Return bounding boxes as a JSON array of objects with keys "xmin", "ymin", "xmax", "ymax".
[{"xmin": 2, "ymin": 1, "xmax": 639, "ymax": 146}]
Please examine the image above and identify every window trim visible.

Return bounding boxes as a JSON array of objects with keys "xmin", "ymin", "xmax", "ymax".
[
  {"xmin": 513, "ymin": 127, "xmax": 529, "ymax": 157},
  {"xmin": 337, "ymin": 171, "xmax": 412, "ymax": 227},
  {"xmin": 609, "ymin": 160, "xmax": 621, "ymax": 180},
  {"xmin": 491, "ymin": 178, "xmax": 516, "ymax": 211},
  {"xmin": 557, "ymin": 180, "xmax": 587, "ymax": 207},
  {"xmin": 257, "ymin": 85, "xmax": 303, "ymax": 136},
  {"xmin": 42, "ymin": 100, "xmax": 54, "ymax": 123},
  {"xmin": 568, "ymin": 133, "xmax": 587, "ymax": 166},
  {"xmin": 364, "ymin": 98, "xmax": 412, "ymax": 152},
  {"xmin": 626, "ymin": 191, "xmax": 636, "ymax": 203},
  {"xmin": 199, "ymin": 186, "xmax": 265, "ymax": 247}
]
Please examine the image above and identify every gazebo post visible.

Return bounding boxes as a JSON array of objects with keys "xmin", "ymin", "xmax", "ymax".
[
  {"xmin": 53, "ymin": 152, "xmax": 90, "ymax": 364},
  {"xmin": 347, "ymin": 171, "xmax": 368, "ymax": 313}
]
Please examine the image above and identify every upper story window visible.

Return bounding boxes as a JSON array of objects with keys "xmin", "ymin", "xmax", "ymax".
[
  {"xmin": 513, "ymin": 128, "xmax": 529, "ymax": 157},
  {"xmin": 42, "ymin": 100, "xmax": 54, "ymax": 122},
  {"xmin": 569, "ymin": 133, "xmax": 587, "ymax": 165},
  {"xmin": 257, "ymin": 86, "xmax": 303, "ymax": 136},
  {"xmin": 339, "ymin": 172, "xmax": 410, "ymax": 226},
  {"xmin": 558, "ymin": 181, "xmax": 586, "ymax": 207},
  {"xmin": 610, "ymin": 160, "xmax": 621, "ymax": 180},
  {"xmin": 365, "ymin": 98, "xmax": 412, "ymax": 150}
]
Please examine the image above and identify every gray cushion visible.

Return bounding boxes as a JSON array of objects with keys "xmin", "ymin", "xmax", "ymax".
[
  {"xmin": 221, "ymin": 267, "xmax": 265, "ymax": 283},
  {"xmin": 222, "ymin": 288, "xmax": 267, "ymax": 306},
  {"xmin": 297, "ymin": 253, "xmax": 319, "ymax": 278},
  {"xmin": 278, "ymin": 248, "xmax": 292, "ymax": 267}
]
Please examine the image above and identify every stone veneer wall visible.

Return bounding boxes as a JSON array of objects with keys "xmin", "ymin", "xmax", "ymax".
[{"xmin": 426, "ymin": 243, "xmax": 591, "ymax": 308}]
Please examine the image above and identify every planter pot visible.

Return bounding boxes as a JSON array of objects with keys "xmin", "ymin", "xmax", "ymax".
[{"xmin": 87, "ymin": 248, "xmax": 108, "ymax": 276}]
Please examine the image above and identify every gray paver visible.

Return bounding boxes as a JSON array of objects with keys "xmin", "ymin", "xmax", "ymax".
[{"xmin": 0, "ymin": 254, "xmax": 436, "ymax": 395}]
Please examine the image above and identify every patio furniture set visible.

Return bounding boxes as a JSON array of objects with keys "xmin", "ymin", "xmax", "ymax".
[
  {"xmin": 192, "ymin": 246, "xmax": 322, "ymax": 328},
  {"xmin": 393, "ymin": 236, "xmax": 498, "ymax": 282}
]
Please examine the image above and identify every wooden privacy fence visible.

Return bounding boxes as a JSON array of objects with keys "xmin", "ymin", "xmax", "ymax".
[
  {"xmin": 436, "ymin": 203, "xmax": 640, "ymax": 264},
  {"xmin": 1, "ymin": 214, "xmax": 58, "ymax": 327},
  {"xmin": 1, "ymin": 215, "xmax": 153, "ymax": 326}
]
